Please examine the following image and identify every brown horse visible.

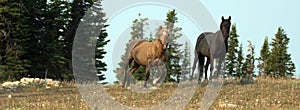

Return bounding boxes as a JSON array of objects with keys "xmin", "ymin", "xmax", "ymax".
[{"xmin": 122, "ymin": 26, "xmax": 169, "ymax": 88}]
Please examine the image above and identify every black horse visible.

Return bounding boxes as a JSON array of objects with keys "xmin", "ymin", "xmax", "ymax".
[{"xmin": 191, "ymin": 16, "xmax": 231, "ymax": 82}]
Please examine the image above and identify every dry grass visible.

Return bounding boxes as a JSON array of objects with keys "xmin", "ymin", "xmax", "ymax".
[{"xmin": 1, "ymin": 78, "xmax": 299, "ymax": 110}]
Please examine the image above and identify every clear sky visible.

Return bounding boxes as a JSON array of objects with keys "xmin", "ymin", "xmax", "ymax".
[{"xmin": 100, "ymin": 0, "xmax": 300, "ymax": 83}]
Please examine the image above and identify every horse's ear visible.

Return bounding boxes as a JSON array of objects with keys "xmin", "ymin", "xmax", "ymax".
[
  {"xmin": 159, "ymin": 26, "xmax": 162, "ymax": 30},
  {"xmin": 228, "ymin": 16, "xmax": 231, "ymax": 20},
  {"xmin": 221, "ymin": 16, "xmax": 224, "ymax": 21}
]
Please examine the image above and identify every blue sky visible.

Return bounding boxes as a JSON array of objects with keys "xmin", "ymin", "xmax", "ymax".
[{"xmin": 100, "ymin": 0, "xmax": 300, "ymax": 83}]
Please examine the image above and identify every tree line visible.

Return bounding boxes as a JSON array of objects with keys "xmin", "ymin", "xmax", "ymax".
[
  {"xmin": 0, "ymin": 0, "xmax": 109, "ymax": 82},
  {"xmin": 225, "ymin": 24, "xmax": 296, "ymax": 81},
  {"xmin": 0, "ymin": 0, "xmax": 296, "ymax": 83}
]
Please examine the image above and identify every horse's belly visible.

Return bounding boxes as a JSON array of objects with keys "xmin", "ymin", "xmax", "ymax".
[
  {"xmin": 131, "ymin": 46, "xmax": 148, "ymax": 66},
  {"xmin": 134, "ymin": 55, "xmax": 148, "ymax": 66}
]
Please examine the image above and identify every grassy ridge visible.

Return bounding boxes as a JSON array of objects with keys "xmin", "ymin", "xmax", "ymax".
[{"xmin": 0, "ymin": 78, "xmax": 299, "ymax": 110}]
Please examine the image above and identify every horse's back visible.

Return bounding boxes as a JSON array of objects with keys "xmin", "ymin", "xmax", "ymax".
[
  {"xmin": 195, "ymin": 32, "xmax": 214, "ymax": 57},
  {"xmin": 195, "ymin": 31, "xmax": 227, "ymax": 58}
]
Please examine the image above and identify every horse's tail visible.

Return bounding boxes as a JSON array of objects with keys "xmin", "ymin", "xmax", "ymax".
[
  {"xmin": 190, "ymin": 49, "xmax": 198, "ymax": 80},
  {"xmin": 122, "ymin": 39, "xmax": 146, "ymax": 87}
]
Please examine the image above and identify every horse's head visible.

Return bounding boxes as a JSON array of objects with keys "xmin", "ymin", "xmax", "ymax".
[
  {"xmin": 220, "ymin": 16, "xmax": 231, "ymax": 41},
  {"xmin": 157, "ymin": 26, "xmax": 170, "ymax": 50}
]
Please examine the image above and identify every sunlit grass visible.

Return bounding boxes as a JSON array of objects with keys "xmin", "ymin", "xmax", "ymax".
[{"xmin": 0, "ymin": 78, "xmax": 299, "ymax": 109}]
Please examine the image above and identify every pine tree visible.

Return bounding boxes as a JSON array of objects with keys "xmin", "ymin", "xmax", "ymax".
[
  {"xmin": 63, "ymin": 0, "xmax": 97, "ymax": 74},
  {"xmin": 181, "ymin": 41, "xmax": 191, "ymax": 81},
  {"xmin": 164, "ymin": 9, "xmax": 183, "ymax": 82},
  {"xmin": 236, "ymin": 43, "xmax": 244, "ymax": 79},
  {"xmin": 240, "ymin": 41, "xmax": 255, "ymax": 83},
  {"xmin": 268, "ymin": 27, "xmax": 295, "ymax": 78},
  {"xmin": 19, "ymin": 0, "xmax": 73, "ymax": 80},
  {"xmin": 0, "ymin": 0, "xmax": 31, "ymax": 81},
  {"xmin": 91, "ymin": 1, "xmax": 110, "ymax": 84},
  {"xmin": 72, "ymin": 0, "xmax": 111, "ymax": 83},
  {"xmin": 257, "ymin": 36, "xmax": 270, "ymax": 77},
  {"xmin": 225, "ymin": 24, "xmax": 239, "ymax": 80},
  {"xmin": 45, "ymin": 0, "xmax": 73, "ymax": 80},
  {"xmin": 246, "ymin": 41, "xmax": 255, "ymax": 79}
]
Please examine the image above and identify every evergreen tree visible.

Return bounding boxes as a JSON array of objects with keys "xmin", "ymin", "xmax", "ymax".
[
  {"xmin": 240, "ymin": 41, "xmax": 255, "ymax": 82},
  {"xmin": 164, "ymin": 9, "xmax": 183, "ymax": 82},
  {"xmin": 225, "ymin": 24, "xmax": 239, "ymax": 80},
  {"xmin": 71, "ymin": 0, "xmax": 110, "ymax": 83},
  {"xmin": 268, "ymin": 27, "xmax": 295, "ymax": 78},
  {"xmin": 45, "ymin": 0, "xmax": 73, "ymax": 80},
  {"xmin": 246, "ymin": 41, "xmax": 255, "ymax": 79},
  {"xmin": 236, "ymin": 43, "xmax": 244, "ymax": 79},
  {"xmin": 91, "ymin": 1, "xmax": 110, "ymax": 84},
  {"xmin": 20, "ymin": 0, "xmax": 72, "ymax": 80},
  {"xmin": 257, "ymin": 36, "xmax": 270, "ymax": 77},
  {"xmin": 63, "ymin": 0, "xmax": 97, "ymax": 74},
  {"xmin": 181, "ymin": 41, "xmax": 191, "ymax": 81},
  {"xmin": 0, "ymin": 0, "xmax": 31, "ymax": 81}
]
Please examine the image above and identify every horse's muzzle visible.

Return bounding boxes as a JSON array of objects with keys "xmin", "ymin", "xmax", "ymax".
[{"xmin": 163, "ymin": 45, "xmax": 167, "ymax": 50}]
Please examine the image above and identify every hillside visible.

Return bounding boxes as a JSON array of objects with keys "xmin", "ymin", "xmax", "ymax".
[{"xmin": 0, "ymin": 78, "xmax": 299, "ymax": 110}]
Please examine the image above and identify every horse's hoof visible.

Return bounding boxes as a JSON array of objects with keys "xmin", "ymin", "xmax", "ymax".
[
  {"xmin": 152, "ymin": 78, "xmax": 159, "ymax": 85},
  {"xmin": 204, "ymin": 79, "xmax": 208, "ymax": 83}
]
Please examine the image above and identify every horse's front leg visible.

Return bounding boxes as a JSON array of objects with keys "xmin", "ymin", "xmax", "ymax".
[
  {"xmin": 210, "ymin": 58, "xmax": 215, "ymax": 79},
  {"xmin": 152, "ymin": 59, "xmax": 166, "ymax": 85},
  {"xmin": 216, "ymin": 57, "xmax": 224, "ymax": 78},
  {"xmin": 204, "ymin": 57, "xmax": 210, "ymax": 82},
  {"xmin": 144, "ymin": 60, "xmax": 151, "ymax": 88}
]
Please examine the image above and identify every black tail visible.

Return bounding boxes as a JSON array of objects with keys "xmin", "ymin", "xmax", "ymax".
[{"xmin": 190, "ymin": 49, "xmax": 198, "ymax": 80}]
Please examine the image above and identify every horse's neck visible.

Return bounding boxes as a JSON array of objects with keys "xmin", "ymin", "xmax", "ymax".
[
  {"xmin": 218, "ymin": 30, "xmax": 229, "ymax": 41},
  {"xmin": 153, "ymin": 39, "xmax": 164, "ymax": 53}
]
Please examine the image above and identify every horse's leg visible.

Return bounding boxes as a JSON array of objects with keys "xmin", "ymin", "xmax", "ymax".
[
  {"xmin": 154, "ymin": 59, "xmax": 166, "ymax": 85},
  {"xmin": 123, "ymin": 57, "xmax": 132, "ymax": 88},
  {"xmin": 216, "ymin": 57, "xmax": 224, "ymax": 79},
  {"xmin": 204, "ymin": 57, "xmax": 210, "ymax": 82},
  {"xmin": 144, "ymin": 60, "xmax": 151, "ymax": 87},
  {"xmin": 127, "ymin": 61, "xmax": 140, "ymax": 87},
  {"xmin": 198, "ymin": 55, "xmax": 205, "ymax": 82},
  {"xmin": 210, "ymin": 57, "xmax": 215, "ymax": 79},
  {"xmin": 190, "ymin": 51, "xmax": 198, "ymax": 80},
  {"xmin": 144, "ymin": 64, "xmax": 151, "ymax": 88}
]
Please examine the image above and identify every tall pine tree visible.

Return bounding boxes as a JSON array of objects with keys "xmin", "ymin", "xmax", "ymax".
[
  {"xmin": 240, "ymin": 41, "xmax": 255, "ymax": 83},
  {"xmin": 181, "ymin": 41, "xmax": 191, "ymax": 82},
  {"xmin": 257, "ymin": 36, "xmax": 270, "ymax": 77},
  {"xmin": 164, "ymin": 9, "xmax": 183, "ymax": 82},
  {"xmin": 225, "ymin": 24, "xmax": 239, "ymax": 80},
  {"xmin": 236, "ymin": 43, "xmax": 244, "ymax": 79},
  {"xmin": 0, "ymin": 0, "xmax": 30, "ymax": 81},
  {"xmin": 268, "ymin": 27, "xmax": 295, "ymax": 78},
  {"xmin": 92, "ymin": 1, "xmax": 110, "ymax": 84}
]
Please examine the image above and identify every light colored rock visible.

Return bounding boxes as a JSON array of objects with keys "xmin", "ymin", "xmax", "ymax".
[
  {"xmin": 45, "ymin": 79, "xmax": 54, "ymax": 86},
  {"xmin": 2, "ymin": 82, "xmax": 13, "ymax": 88},
  {"xmin": 20, "ymin": 77, "xmax": 34, "ymax": 84},
  {"xmin": 52, "ymin": 81, "xmax": 60, "ymax": 87},
  {"xmin": 33, "ymin": 78, "xmax": 41, "ymax": 84},
  {"xmin": 11, "ymin": 81, "xmax": 20, "ymax": 86}
]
